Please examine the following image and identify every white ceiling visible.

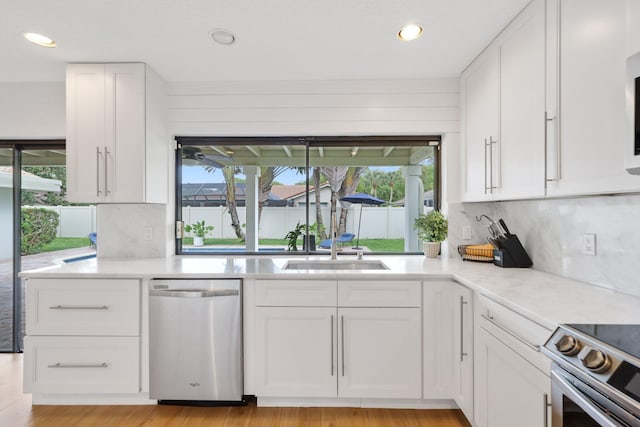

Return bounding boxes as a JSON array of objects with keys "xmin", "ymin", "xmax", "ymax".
[{"xmin": 0, "ymin": 0, "xmax": 530, "ymax": 83}]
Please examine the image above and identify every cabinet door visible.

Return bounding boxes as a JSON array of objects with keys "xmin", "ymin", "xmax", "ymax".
[
  {"xmin": 255, "ymin": 307, "xmax": 337, "ymax": 397},
  {"xmin": 453, "ymin": 284, "xmax": 473, "ymax": 421},
  {"xmin": 495, "ymin": 0, "xmax": 546, "ymax": 199},
  {"xmin": 104, "ymin": 63, "xmax": 146, "ymax": 202},
  {"xmin": 423, "ymin": 281, "xmax": 453, "ymax": 399},
  {"xmin": 547, "ymin": 0, "xmax": 639, "ymax": 195},
  {"xmin": 66, "ymin": 64, "xmax": 106, "ymax": 203},
  {"xmin": 474, "ymin": 327, "xmax": 550, "ymax": 427},
  {"xmin": 462, "ymin": 47, "xmax": 500, "ymax": 201},
  {"xmin": 338, "ymin": 307, "xmax": 421, "ymax": 399}
]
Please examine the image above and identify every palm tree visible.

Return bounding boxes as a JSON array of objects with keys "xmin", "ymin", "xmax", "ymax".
[
  {"xmin": 312, "ymin": 167, "xmax": 328, "ymax": 239},
  {"xmin": 222, "ymin": 166, "xmax": 245, "ymax": 240},
  {"xmin": 320, "ymin": 167, "xmax": 349, "ymax": 238},
  {"xmin": 258, "ymin": 166, "xmax": 286, "ymax": 223},
  {"xmin": 338, "ymin": 167, "xmax": 364, "ymax": 234}
]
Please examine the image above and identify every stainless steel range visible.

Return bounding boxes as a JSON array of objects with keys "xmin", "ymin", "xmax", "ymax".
[{"xmin": 542, "ymin": 324, "xmax": 640, "ymax": 427}]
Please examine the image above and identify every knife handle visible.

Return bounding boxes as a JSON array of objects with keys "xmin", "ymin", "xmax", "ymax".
[{"xmin": 498, "ymin": 219, "xmax": 511, "ymax": 236}]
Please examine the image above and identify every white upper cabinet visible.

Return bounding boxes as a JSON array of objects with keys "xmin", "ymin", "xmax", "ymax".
[
  {"xmin": 66, "ymin": 63, "xmax": 168, "ymax": 204},
  {"xmin": 463, "ymin": 0, "xmax": 640, "ymax": 201},
  {"xmin": 495, "ymin": 0, "xmax": 546, "ymax": 199},
  {"xmin": 461, "ymin": 47, "xmax": 500, "ymax": 201},
  {"xmin": 461, "ymin": 0, "xmax": 546, "ymax": 201},
  {"xmin": 546, "ymin": 0, "xmax": 640, "ymax": 196}
]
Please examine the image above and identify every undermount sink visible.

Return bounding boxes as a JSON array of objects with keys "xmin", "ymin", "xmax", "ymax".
[{"xmin": 283, "ymin": 260, "xmax": 389, "ymax": 271}]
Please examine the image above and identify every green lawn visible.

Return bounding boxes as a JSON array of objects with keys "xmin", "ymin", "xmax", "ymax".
[{"xmin": 39, "ymin": 237, "xmax": 92, "ymax": 252}]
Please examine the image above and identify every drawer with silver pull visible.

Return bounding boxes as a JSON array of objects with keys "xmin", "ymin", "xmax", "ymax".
[
  {"xmin": 477, "ymin": 294, "xmax": 552, "ymax": 374},
  {"xmin": 23, "ymin": 336, "xmax": 139, "ymax": 394},
  {"xmin": 26, "ymin": 278, "xmax": 140, "ymax": 336}
]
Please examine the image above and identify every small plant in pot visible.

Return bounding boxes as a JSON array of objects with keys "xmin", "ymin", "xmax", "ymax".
[
  {"xmin": 285, "ymin": 221, "xmax": 305, "ymax": 251},
  {"xmin": 413, "ymin": 210, "xmax": 448, "ymax": 258},
  {"xmin": 184, "ymin": 220, "xmax": 214, "ymax": 247}
]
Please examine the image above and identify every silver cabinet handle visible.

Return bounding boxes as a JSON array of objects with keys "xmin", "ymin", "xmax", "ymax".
[
  {"xmin": 460, "ymin": 296, "xmax": 468, "ymax": 362},
  {"xmin": 48, "ymin": 362, "xmax": 108, "ymax": 368},
  {"xmin": 96, "ymin": 146, "xmax": 102, "ymax": 196},
  {"xmin": 104, "ymin": 146, "xmax": 110, "ymax": 195},
  {"xmin": 481, "ymin": 313, "xmax": 540, "ymax": 352},
  {"xmin": 545, "ymin": 112, "xmax": 560, "ymax": 182},
  {"xmin": 330, "ymin": 315, "xmax": 334, "ymax": 376},
  {"xmin": 543, "ymin": 393, "xmax": 550, "ymax": 427},
  {"xmin": 489, "ymin": 136, "xmax": 498, "ymax": 192},
  {"xmin": 341, "ymin": 315, "xmax": 345, "ymax": 377},
  {"xmin": 49, "ymin": 305, "xmax": 109, "ymax": 310},
  {"xmin": 484, "ymin": 138, "xmax": 489, "ymax": 194}
]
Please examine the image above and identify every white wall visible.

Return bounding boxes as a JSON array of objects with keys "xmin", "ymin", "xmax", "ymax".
[
  {"xmin": 0, "ymin": 83, "xmax": 65, "ymax": 139},
  {"xmin": 167, "ymin": 79, "xmax": 459, "ymax": 136}
]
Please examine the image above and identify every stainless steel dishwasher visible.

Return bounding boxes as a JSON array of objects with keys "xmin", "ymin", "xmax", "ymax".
[{"xmin": 149, "ymin": 279, "xmax": 244, "ymax": 405}]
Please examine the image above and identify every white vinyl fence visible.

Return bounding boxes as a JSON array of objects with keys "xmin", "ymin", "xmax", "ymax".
[
  {"xmin": 181, "ymin": 206, "xmax": 407, "ymax": 239},
  {"xmin": 28, "ymin": 205, "xmax": 425, "ymax": 240}
]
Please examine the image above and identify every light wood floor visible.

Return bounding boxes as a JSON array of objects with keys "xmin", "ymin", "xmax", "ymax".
[{"xmin": 1, "ymin": 354, "xmax": 471, "ymax": 427}]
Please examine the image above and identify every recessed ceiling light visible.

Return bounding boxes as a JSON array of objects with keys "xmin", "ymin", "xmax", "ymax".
[
  {"xmin": 209, "ymin": 28, "xmax": 236, "ymax": 46},
  {"xmin": 398, "ymin": 24, "xmax": 423, "ymax": 41},
  {"xmin": 24, "ymin": 32, "xmax": 56, "ymax": 48}
]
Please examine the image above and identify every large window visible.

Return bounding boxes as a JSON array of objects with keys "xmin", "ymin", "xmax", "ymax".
[{"xmin": 176, "ymin": 136, "xmax": 440, "ymax": 255}]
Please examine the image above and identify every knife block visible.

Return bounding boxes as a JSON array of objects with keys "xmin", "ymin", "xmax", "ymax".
[{"xmin": 492, "ymin": 234, "xmax": 532, "ymax": 268}]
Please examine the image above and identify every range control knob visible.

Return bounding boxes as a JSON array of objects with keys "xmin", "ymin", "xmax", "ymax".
[
  {"xmin": 579, "ymin": 347, "xmax": 611, "ymax": 373},
  {"xmin": 555, "ymin": 335, "xmax": 582, "ymax": 356}
]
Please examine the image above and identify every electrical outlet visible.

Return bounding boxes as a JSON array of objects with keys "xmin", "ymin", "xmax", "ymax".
[
  {"xmin": 144, "ymin": 227, "xmax": 153, "ymax": 241},
  {"xmin": 583, "ymin": 233, "xmax": 596, "ymax": 256},
  {"xmin": 462, "ymin": 226, "xmax": 472, "ymax": 240}
]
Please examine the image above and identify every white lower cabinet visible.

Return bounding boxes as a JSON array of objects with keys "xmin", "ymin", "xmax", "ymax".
[
  {"xmin": 23, "ymin": 336, "xmax": 140, "ymax": 394},
  {"xmin": 474, "ymin": 327, "xmax": 550, "ymax": 427},
  {"xmin": 255, "ymin": 307, "xmax": 336, "ymax": 397},
  {"xmin": 253, "ymin": 280, "xmax": 422, "ymax": 400},
  {"xmin": 23, "ymin": 278, "xmax": 142, "ymax": 399},
  {"xmin": 452, "ymin": 284, "xmax": 473, "ymax": 421},
  {"xmin": 474, "ymin": 295, "xmax": 551, "ymax": 427},
  {"xmin": 338, "ymin": 307, "xmax": 422, "ymax": 399}
]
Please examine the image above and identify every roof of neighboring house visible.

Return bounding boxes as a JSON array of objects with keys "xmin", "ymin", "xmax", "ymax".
[
  {"xmin": 182, "ymin": 182, "xmax": 280, "ymax": 201},
  {"xmin": 271, "ymin": 183, "xmax": 330, "ymax": 200},
  {"xmin": 0, "ymin": 167, "xmax": 62, "ymax": 192}
]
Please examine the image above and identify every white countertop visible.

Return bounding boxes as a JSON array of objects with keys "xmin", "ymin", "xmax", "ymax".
[{"xmin": 21, "ymin": 255, "xmax": 640, "ymax": 330}]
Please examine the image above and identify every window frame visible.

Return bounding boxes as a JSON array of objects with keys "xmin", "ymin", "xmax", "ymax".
[{"xmin": 175, "ymin": 135, "xmax": 441, "ymax": 256}]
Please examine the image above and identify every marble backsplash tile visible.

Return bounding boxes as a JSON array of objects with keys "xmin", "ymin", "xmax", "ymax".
[
  {"xmin": 97, "ymin": 204, "xmax": 170, "ymax": 259},
  {"xmin": 448, "ymin": 194, "xmax": 640, "ymax": 297}
]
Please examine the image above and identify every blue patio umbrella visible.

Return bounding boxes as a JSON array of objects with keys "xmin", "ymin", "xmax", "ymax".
[{"xmin": 339, "ymin": 193, "xmax": 385, "ymax": 249}]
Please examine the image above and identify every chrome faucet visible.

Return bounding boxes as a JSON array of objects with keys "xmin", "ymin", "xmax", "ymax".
[{"xmin": 330, "ymin": 208, "xmax": 338, "ymax": 260}]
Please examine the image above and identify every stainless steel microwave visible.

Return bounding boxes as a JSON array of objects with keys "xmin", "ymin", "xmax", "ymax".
[{"xmin": 626, "ymin": 51, "xmax": 640, "ymax": 174}]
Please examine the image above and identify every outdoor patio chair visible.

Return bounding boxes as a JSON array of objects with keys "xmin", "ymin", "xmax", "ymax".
[
  {"xmin": 318, "ymin": 233, "xmax": 355, "ymax": 249},
  {"xmin": 88, "ymin": 232, "xmax": 97, "ymax": 248}
]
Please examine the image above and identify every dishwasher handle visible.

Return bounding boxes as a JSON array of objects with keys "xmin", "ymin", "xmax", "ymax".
[{"xmin": 150, "ymin": 289, "xmax": 239, "ymax": 298}]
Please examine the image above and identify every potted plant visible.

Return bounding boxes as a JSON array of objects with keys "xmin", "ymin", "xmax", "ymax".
[
  {"xmin": 184, "ymin": 220, "xmax": 214, "ymax": 247},
  {"xmin": 285, "ymin": 221, "xmax": 305, "ymax": 251},
  {"xmin": 413, "ymin": 210, "xmax": 448, "ymax": 258}
]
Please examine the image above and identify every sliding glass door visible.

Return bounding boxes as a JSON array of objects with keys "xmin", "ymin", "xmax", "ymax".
[
  {"xmin": 0, "ymin": 141, "xmax": 68, "ymax": 352},
  {"xmin": 0, "ymin": 148, "xmax": 15, "ymax": 351}
]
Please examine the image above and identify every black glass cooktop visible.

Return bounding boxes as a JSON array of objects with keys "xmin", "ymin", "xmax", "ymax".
[{"xmin": 568, "ymin": 324, "xmax": 640, "ymax": 360}]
